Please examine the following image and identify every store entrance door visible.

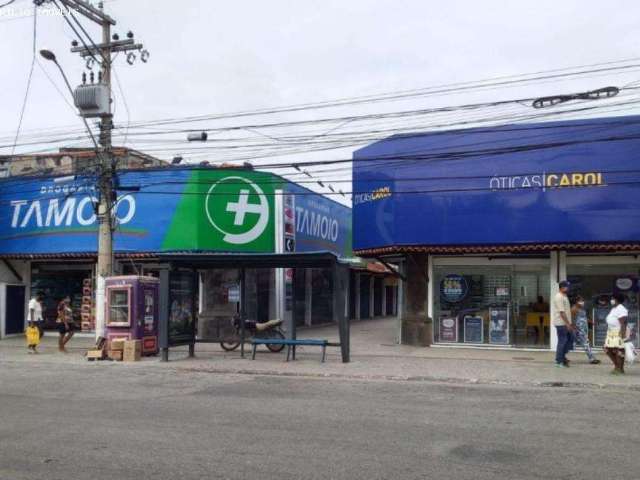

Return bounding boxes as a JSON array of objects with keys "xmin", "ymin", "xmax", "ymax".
[
  {"xmin": 512, "ymin": 272, "xmax": 550, "ymax": 348},
  {"xmin": 5, "ymin": 285, "xmax": 26, "ymax": 335}
]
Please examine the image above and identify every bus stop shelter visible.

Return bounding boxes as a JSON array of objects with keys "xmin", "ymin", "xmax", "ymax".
[{"xmin": 155, "ymin": 251, "xmax": 351, "ymax": 363}]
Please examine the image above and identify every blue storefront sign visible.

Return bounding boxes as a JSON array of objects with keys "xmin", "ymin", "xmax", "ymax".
[
  {"xmin": 0, "ymin": 169, "xmax": 187, "ymax": 255},
  {"xmin": 352, "ymin": 115, "xmax": 640, "ymax": 251},
  {"xmin": 285, "ymin": 183, "xmax": 352, "ymax": 258}
]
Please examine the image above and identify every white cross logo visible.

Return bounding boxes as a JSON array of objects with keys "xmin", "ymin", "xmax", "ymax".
[
  {"xmin": 205, "ymin": 177, "xmax": 270, "ymax": 245},
  {"xmin": 226, "ymin": 189, "xmax": 263, "ymax": 226}
]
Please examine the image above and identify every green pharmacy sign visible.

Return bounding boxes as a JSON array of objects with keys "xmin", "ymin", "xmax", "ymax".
[{"xmin": 162, "ymin": 170, "xmax": 276, "ymax": 252}]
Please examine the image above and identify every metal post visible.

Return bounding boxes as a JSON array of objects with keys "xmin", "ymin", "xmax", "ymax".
[
  {"xmin": 335, "ymin": 263, "xmax": 350, "ymax": 363},
  {"xmin": 188, "ymin": 268, "xmax": 197, "ymax": 357},
  {"xmin": 290, "ymin": 268, "xmax": 297, "ymax": 341},
  {"xmin": 158, "ymin": 268, "xmax": 170, "ymax": 362},
  {"xmin": 240, "ymin": 267, "xmax": 246, "ymax": 358}
]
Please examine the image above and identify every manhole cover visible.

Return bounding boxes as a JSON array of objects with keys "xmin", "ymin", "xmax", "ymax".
[{"xmin": 512, "ymin": 356, "xmax": 534, "ymax": 361}]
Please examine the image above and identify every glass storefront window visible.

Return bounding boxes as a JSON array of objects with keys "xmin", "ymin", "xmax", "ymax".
[
  {"xmin": 31, "ymin": 263, "xmax": 94, "ymax": 331},
  {"xmin": 311, "ymin": 268, "xmax": 333, "ymax": 325},
  {"xmin": 567, "ymin": 263, "xmax": 640, "ymax": 347},
  {"xmin": 169, "ymin": 270, "xmax": 197, "ymax": 345},
  {"xmin": 107, "ymin": 289, "xmax": 130, "ymax": 325},
  {"xmin": 434, "ymin": 263, "xmax": 550, "ymax": 347}
]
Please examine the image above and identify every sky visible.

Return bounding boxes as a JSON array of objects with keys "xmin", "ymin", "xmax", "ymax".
[{"xmin": 2, "ymin": 0, "xmax": 640, "ymax": 204}]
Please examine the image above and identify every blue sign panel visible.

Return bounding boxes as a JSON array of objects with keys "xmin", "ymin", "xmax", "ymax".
[
  {"xmin": 0, "ymin": 169, "xmax": 185, "ymax": 254},
  {"xmin": 353, "ymin": 115, "xmax": 640, "ymax": 250},
  {"xmin": 285, "ymin": 183, "xmax": 352, "ymax": 258}
]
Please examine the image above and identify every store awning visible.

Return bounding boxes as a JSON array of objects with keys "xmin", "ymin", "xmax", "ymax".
[
  {"xmin": 355, "ymin": 242, "xmax": 640, "ymax": 257},
  {"xmin": 155, "ymin": 251, "xmax": 342, "ymax": 269}
]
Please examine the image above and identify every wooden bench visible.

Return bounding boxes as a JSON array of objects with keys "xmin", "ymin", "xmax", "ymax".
[{"xmin": 251, "ymin": 338, "xmax": 329, "ymax": 362}]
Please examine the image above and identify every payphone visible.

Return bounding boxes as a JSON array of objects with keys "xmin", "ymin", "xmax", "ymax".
[{"xmin": 105, "ymin": 275, "xmax": 159, "ymax": 355}]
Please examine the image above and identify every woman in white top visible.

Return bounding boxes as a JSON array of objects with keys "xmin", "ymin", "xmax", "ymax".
[{"xmin": 604, "ymin": 293, "xmax": 628, "ymax": 375}]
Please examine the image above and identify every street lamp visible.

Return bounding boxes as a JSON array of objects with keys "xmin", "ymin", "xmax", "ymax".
[
  {"xmin": 40, "ymin": 48, "xmax": 114, "ymax": 341},
  {"xmin": 39, "ymin": 49, "xmax": 101, "ymax": 151}
]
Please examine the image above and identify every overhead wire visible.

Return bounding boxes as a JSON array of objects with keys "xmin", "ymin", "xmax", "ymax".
[
  {"xmin": 3, "ymin": 57, "xmax": 640, "ymax": 153},
  {"xmin": 51, "ymin": 0, "xmax": 103, "ymax": 67},
  {"xmin": 112, "ymin": 65, "xmax": 131, "ymax": 146},
  {"xmin": 11, "ymin": 4, "xmax": 37, "ymax": 155}
]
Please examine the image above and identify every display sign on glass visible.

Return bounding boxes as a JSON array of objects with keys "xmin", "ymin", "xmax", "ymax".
[
  {"xmin": 439, "ymin": 316, "xmax": 458, "ymax": 342},
  {"xmin": 440, "ymin": 275, "xmax": 468, "ymax": 303},
  {"xmin": 489, "ymin": 308, "xmax": 509, "ymax": 344},
  {"xmin": 463, "ymin": 316, "xmax": 484, "ymax": 343}
]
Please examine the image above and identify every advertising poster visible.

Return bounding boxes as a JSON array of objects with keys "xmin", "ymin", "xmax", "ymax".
[
  {"xmin": 614, "ymin": 276, "xmax": 639, "ymax": 294},
  {"xmin": 593, "ymin": 306, "xmax": 610, "ymax": 348},
  {"xmin": 227, "ymin": 284, "xmax": 240, "ymax": 303},
  {"xmin": 463, "ymin": 316, "xmax": 484, "ymax": 343},
  {"xmin": 439, "ymin": 316, "xmax": 458, "ymax": 343},
  {"xmin": 489, "ymin": 308, "xmax": 509, "ymax": 344},
  {"xmin": 440, "ymin": 275, "xmax": 468, "ymax": 303}
]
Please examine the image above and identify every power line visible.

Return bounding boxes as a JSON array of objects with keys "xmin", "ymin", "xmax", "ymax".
[
  {"xmin": 112, "ymin": 65, "xmax": 130, "ymax": 145},
  {"xmin": 4, "ymin": 58, "xmax": 640, "ymax": 152},
  {"xmin": 5, "ymin": 176, "xmax": 640, "ymax": 207},
  {"xmin": 51, "ymin": 0, "xmax": 103, "ymax": 66},
  {"xmin": 11, "ymin": 5, "xmax": 37, "ymax": 155},
  {"xmin": 99, "ymin": 60, "xmax": 640, "ymax": 130}
]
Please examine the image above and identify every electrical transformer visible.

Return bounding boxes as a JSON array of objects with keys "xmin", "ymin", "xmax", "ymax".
[{"xmin": 74, "ymin": 83, "xmax": 110, "ymax": 117}]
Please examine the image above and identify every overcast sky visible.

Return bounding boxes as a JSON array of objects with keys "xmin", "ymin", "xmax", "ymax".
[{"xmin": 2, "ymin": 0, "xmax": 640, "ymax": 203}]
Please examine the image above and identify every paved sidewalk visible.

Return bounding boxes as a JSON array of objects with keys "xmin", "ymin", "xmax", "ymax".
[{"xmin": 1, "ymin": 318, "xmax": 638, "ymax": 390}]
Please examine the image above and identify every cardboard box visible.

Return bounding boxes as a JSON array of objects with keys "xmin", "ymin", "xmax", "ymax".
[
  {"xmin": 87, "ymin": 349, "xmax": 105, "ymax": 360},
  {"xmin": 123, "ymin": 340, "xmax": 142, "ymax": 362},
  {"xmin": 108, "ymin": 350, "xmax": 123, "ymax": 361},
  {"xmin": 110, "ymin": 338, "xmax": 126, "ymax": 351}
]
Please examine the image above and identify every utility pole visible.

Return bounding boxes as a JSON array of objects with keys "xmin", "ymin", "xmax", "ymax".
[
  {"xmin": 96, "ymin": 10, "xmax": 113, "ymax": 340},
  {"xmin": 37, "ymin": 0, "xmax": 146, "ymax": 338}
]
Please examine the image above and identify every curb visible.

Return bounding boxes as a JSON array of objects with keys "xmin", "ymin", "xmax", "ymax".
[{"xmin": 175, "ymin": 366, "xmax": 640, "ymax": 391}]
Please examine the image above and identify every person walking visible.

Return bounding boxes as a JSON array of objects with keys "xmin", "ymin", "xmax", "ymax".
[
  {"xmin": 28, "ymin": 292, "xmax": 45, "ymax": 339},
  {"xmin": 26, "ymin": 320, "xmax": 41, "ymax": 354},
  {"xmin": 553, "ymin": 280, "xmax": 575, "ymax": 368},
  {"xmin": 571, "ymin": 296, "xmax": 600, "ymax": 364},
  {"xmin": 57, "ymin": 296, "xmax": 75, "ymax": 353},
  {"xmin": 604, "ymin": 293, "xmax": 628, "ymax": 375}
]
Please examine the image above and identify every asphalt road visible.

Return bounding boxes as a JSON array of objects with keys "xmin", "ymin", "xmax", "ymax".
[{"xmin": 1, "ymin": 361, "xmax": 639, "ymax": 480}]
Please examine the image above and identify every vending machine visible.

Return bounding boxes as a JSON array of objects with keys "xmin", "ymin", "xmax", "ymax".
[{"xmin": 105, "ymin": 276, "xmax": 159, "ymax": 355}]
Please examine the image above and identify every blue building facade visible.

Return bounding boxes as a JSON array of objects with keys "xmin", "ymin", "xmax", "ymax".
[
  {"xmin": 353, "ymin": 115, "xmax": 640, "ymax": 349},
  {"xmin": 0, "ymin": 166, "xmax": 355, "ymax": 338}
]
